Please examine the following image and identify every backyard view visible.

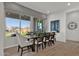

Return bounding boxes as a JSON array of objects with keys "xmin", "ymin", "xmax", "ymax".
[{"xmin": 5, "ymin": 17, "xmax": 31, "ymax": 37}]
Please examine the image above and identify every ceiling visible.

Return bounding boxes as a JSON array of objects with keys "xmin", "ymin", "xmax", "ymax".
[{"xmin": 17, "ymin": 2, "xmax": 79, "ymax": 14}]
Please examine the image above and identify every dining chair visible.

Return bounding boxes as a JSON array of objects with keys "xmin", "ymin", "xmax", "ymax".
[
  {"xmin": 49, "ymin": 32, "xmax": 56, "ymax": 46},
  {"xmin": 35, "ymin": 36, "xmax": 44, "ymax": 52},
  {"xmin": 43, "ymin": 33, "xmax": 50, "ymax": 48},
  {"xmin": 16, "ymin": 32, "xmax": 33, "ymax": 56}
]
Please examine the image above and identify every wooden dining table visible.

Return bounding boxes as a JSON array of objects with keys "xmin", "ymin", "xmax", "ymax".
[{"xmin": 25, "ymin": 32, "xmax": 56, "ymax": 52}]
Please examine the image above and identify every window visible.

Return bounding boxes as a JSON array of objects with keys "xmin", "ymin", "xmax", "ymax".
[
  {"xmin": 5, "ymin": 12, "xmax": 31, "ymax": 37},
  {"xmin": 34, "ymin": 18, "xmax": 43, "ymax": 32},
  {"xmin": 20, "ymin": 19, "xmax": 31, "ymax": 37},
  {"xmin": 5, "ymin": 17, "xmax": 20, "ymax": 37},
  {"xmin": 50, "ymin": 20, "xmax": 60, "ymax": 32},
  {"xmin": 37, "ymin": 20, "xmax": 43, "ymax": 32}
]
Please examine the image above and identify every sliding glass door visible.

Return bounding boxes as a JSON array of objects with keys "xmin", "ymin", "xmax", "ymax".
[
  {"xmin": 20, "ymin": 19, "xmax": 31, "ymax": 37},
  {"xmin": 5, "ymin": 12, "xmax": 31, "ymax": 37},
  {"xmin": 5, "ymin": 17, "xmax": 20, "ymax": 37},
  {"xmin": 5, "ymin": 17, "xmax": 20, "ymax": 49},
  {"xmin": 5, "ymin": 13, "xmax": 31, "ymax": 51}
]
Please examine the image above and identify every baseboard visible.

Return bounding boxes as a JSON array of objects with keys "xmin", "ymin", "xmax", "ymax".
[
  {"xmin": 4, "ymin": 44, "xmax": 18, "ymax": 49},
  {"xmin": 67, "ymin": 40, "xmax": 79, "ymax": 43},
  {"xmin": 56, "ymin": 39, "xmax": 66, "ymax": 43}
]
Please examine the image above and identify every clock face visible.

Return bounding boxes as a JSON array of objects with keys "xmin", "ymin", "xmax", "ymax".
[{"xmin": 68, "ymin": 22, "xmax": 77, "ymax": 30}]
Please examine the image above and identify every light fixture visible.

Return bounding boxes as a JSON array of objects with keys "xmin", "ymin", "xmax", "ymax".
[
  {"xmin": 67, "ymin": 2, "xmax": 71, "ymax": 6},
  {"xmin": 46, "ymin": 10, "xmax": 50, "ymax": 14}
]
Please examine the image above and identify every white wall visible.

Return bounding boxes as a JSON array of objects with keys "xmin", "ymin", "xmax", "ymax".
[
  {"xmin": 66, "ymin": 11, "xmax": 79, "ymax": 41},
  {"xmin": 45, "ymin": 7, "xmax": 79, "ymax": 42},
  {"xmin": 45, "ymin": 12, "xmax": 66, "ymax": 42},
  {"xmin": 0, "ymin": 2, "xmax": 5, "ymax": 56}
]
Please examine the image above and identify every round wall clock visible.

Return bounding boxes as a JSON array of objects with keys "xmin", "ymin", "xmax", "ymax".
[{"xmin": 68, "ymin": 22, "xmax": 77, "ymax": 30}]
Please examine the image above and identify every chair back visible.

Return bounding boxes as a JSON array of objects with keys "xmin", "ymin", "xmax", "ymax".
[{"xmin": 16, "ymin": 32, "xmax": 26, "ymax": 46}]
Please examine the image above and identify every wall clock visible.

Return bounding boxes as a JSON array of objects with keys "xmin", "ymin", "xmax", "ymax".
[{"xmin": 68, "ymin": 22, "xmax": 77, "ymax": 30}]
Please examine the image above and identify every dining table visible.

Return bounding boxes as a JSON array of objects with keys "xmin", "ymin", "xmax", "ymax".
[{"xmin": 25, "ymin": 32, "xmax": 56, "ymax": 52}]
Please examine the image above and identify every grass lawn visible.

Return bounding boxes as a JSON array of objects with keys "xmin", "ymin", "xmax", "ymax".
[{"xmin": 6, "ymin": 32, "xmax": 28, "ymax": 37}]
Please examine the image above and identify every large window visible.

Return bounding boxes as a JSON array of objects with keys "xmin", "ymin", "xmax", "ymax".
[
  {"xmin": 5, "ymin": 17, "xmax": 20, "ymax": 37},
  {"xmin": 20, "ymin": 20, "xmax": 31, "ymax": 37},
  {"xmin": 5, "ymin": 13, "xmax": 31, "ymax": 37}
]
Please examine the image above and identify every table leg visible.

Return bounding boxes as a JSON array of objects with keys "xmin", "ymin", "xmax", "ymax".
[{"xmin": 31, "ymin": 39, "xmax": 35, "ymax": 52}]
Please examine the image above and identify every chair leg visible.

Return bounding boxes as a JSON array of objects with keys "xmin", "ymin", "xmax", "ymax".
[
  {"xmin": 54, "ymin": 38, "xmax": 56, "ymax": 42},
  {"xmin": 50, "ymin": 40, "xmax": 53, "ymax": 46},
  {"xmin": 21, "ymin": 48, "xmax": 23, "ymax": 56},
  {"xmin": 37, "ymin": 44, "xmax": 39, "ymax": 52},
  {"xmin": 52, "ymin": 40, "xmax": 55, "ymax": 44},
  {"xmin": 48, "ymin": 41, "xmax": 50, "ymax": 46},
  {"xmin": 49, "ymin": 41, "xmax": 51, "ymax": 46},
  {"xmin": 18, "ymin": 45, "xmax": 20, "ymax": 52},
  {"xmin": 44, "ymin": 42, "xmax": 46, "ymax": 48},
  {"xmin": 42, "ymin": 43, "xmax": 43, "ymax": 49},
  {"xmin": 27, "ymin": 46, "xmax": 30, "ymax": 52},
  {"xmin": 31, "ymin": 45, "xmax": 35, "ymax": 52}
]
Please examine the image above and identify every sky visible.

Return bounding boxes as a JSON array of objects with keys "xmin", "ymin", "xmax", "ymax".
[{"xmin": 6, "ymin": 17, "xmax": 30, "ymax": 28}]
